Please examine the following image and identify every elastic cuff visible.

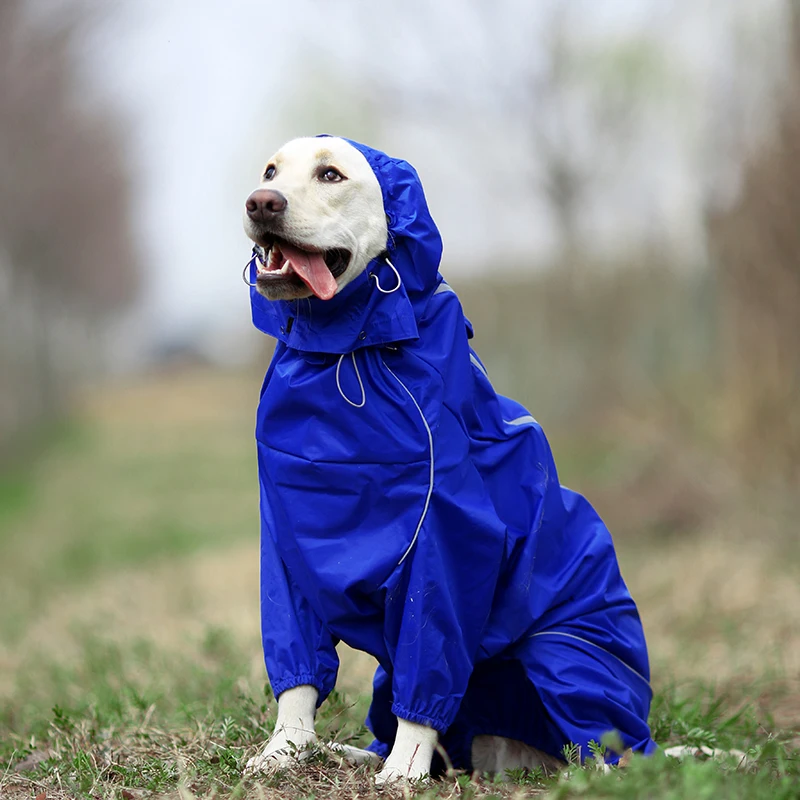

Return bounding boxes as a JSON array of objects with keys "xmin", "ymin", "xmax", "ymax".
[
  {"xmin": 391, "ymin": 702, "xmax": 449, "ymax": 733},
  {"xmin": 271, "ymin": 673, "xmax": 324, "ymax": 701}
]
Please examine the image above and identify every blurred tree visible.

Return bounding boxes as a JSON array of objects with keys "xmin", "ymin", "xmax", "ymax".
[
  {"xmin": 0, "ymin": 0, "xmax": 139, "ymax": 458},
  {"xmin": 707, "ymin": 1, "xmax": 800, "ymax": 487},
  {"xmin": 486, "ymin": 4, "xmax": 676, "ymax": 271},
  {"xmin": 316, "ymin": 0, "xmax": 677, "ymax": 269}
]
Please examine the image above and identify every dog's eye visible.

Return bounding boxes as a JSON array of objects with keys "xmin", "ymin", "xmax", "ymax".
[
  {"xmin": 319, "ymin": 167, "xmax": 345, "ymax": 183},
  {"xmin": 263, "ymin": 165, "xmax": 276, "ymax": 181}
]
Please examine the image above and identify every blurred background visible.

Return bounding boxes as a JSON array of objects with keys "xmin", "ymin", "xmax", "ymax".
[{"xmin": 1, "ymin": 0, "xmax": 799, "ymax": 719}]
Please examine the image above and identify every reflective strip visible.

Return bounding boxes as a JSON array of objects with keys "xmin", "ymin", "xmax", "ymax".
[
  {"xmin": 383, "ymin": 363, "xmax": 434, "ymax": 565},
  {"xmin": 505, "ymin": 414, "xmax": 537, "ymax": 426},
  {"xmin": 470, "ymin": 353, "xmax": 490, "ymax": 380},
  {"xmin": 434, "ymin": 282, "xmax": 455, "ymax": 295},
  {"xmin": 528, "ymin": 631, "xmax": 651, "ymax": 689}
]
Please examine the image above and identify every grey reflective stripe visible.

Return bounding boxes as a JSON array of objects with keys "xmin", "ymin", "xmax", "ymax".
[
  {"xmin": 383, "ymin": 362, "xmax": 434, "ymax": 566},
  {"xmin": 505, "ymin": 415, "xmax": 537, "ymax": 426},
  {"xmin": 434, "ymin": 282, "xmax": 455, "ymax": 295},
  {"xmin": 470, "ymin": 353, "xmax": 489, "ymax": 380},
  {"xmin": 528, "ymin": 631, "xmax": 651, "ymax": 689}
]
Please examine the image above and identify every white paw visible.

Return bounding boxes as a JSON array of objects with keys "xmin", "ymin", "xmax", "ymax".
[
  {"xmin": 374, "ymin": 718, "xmax": 437, "ymax": 785},
  {"xmin": 663, "ymin": 745, "xmax": 752, "ymax": 770},
  {"xmin": 374, "ymin": 764, "xmax": 430, "ymax": 786},
  {"xmin": 374, "ymin": 751, "xmax": 431, "ymax": 786},
  {"xmin": 244, "ymin": 728, "xmax": 317, "ymax": 775},
  {"xmin": 324, "ymin": 741, "xmax": 384, "ymax": 767}
]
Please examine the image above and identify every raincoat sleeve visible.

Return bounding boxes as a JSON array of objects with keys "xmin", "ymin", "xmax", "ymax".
[
  {"xmin": 384, "ymin": 296, "xmax": 508, "ymax": 732},
  {"xmin": 260, "ymin": 507, "xmax": 340, "ymax": 703}
]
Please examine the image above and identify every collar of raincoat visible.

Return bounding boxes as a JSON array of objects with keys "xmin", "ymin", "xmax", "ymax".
[{"xmin": 249, "ymin": 136, "xmax": 445, "ymax": 355}]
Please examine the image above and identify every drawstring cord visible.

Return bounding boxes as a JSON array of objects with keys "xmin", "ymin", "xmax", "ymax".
[
  {"xmin": 336, "ymin": 352, "xmax": 366, "ymax": 408},
  {"xmin": 336, "ymin": 256, "xmax": 401, "ymax": 407},
  {"xmin": 245, "ymin": 247, "xmax": 402, "ymax": 409},
  {"xmin": 242, "ymin": 246, "xmax": 264, "ymax": 287},
  {"xmin": 245, "ymin": 243, "xmax": 428, "ymax": 565},
  {"xmin": 370, "ymin": 257, "xmax": 402, "ymax": 294}
]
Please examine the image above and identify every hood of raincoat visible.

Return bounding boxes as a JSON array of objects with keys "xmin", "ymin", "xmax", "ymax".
[{"xmin": 249, "ymin": 136, "xmax": 446, "ymax": 355}]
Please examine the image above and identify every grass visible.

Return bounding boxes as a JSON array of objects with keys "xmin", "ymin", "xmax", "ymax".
[
  {"xmin": 1, "ymin": 637, "xmax": 797, "ymax": 799},
  {"xmin": 1, "ymin": 368, "xmax": 798, "ymax": 798},
  {"xmin": 0, "ymin": 371, "xmax": 259, "ymax": 643},
  {"xmin": 1, "ymin": 630, "xmax": 376, "ymax": 800}
]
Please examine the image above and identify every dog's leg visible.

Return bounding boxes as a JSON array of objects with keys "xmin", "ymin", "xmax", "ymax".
[
  {"xmin": 471, "ymin": 734, "xmax": 564, "ymax": 777},
  {"xmin": 244, "ymin": 684, "xmax": 318, "ymax": 774},
  {"xmin": 374, "ymin": 718, "xmax": 438, "ymax": 785}
]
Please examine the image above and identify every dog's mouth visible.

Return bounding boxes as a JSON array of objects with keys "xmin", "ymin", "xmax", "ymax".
[{"xmin": 253, "ymin": 236, "xmax": 351, "ymax": 301}]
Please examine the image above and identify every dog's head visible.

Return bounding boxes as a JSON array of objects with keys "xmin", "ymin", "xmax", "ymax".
[{"xmin": 243, "ymin": 137, "xmax": 388, "ymax": 301}]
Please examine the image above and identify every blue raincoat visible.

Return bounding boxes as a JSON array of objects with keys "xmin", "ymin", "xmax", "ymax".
[{"xmin": 249, "ymin": 137, "xmax": 656, "ymax": 770}]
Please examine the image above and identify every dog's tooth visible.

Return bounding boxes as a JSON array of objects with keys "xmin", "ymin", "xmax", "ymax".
[{"xmin": 280, "ymin": 261, "xmax": 291, "ymax": 275}]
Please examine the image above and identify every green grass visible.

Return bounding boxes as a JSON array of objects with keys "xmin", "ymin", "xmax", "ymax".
[
  {"xmin": 0, "ymin": 470, "xmax": 36, "ymax": 526},
  {"xmin": 548, "ymin": 748, "xmax": 799, "ymax": 800},
  {"xmin": 1, "ymin": 631, "xmax": 374, "ymax": 799},
  {"xmin": 1, "ymin": 631, "xmax": 797, "ymax": 799},
  {"xmin": 0, "ymin": 385, "xmax": 259, "ymax": 642}
]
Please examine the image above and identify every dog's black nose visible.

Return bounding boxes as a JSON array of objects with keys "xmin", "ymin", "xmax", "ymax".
[{"xmin": 246, "ymin": 189, "xmax": 287, "ymax": 220}]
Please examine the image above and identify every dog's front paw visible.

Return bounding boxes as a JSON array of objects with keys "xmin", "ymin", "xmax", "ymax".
[
  {"xmin": 374, "ymin": 761, "xmax": 430, "ymax": 786},
  {"xmin": 244, "ymin": 727, "xmax": 317, "ymax": 776},
  {"xmin": 374, "ymin": 719, "xmax": 437, "ymax": 786}
]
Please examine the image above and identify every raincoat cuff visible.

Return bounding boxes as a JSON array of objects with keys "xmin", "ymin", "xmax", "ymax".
[
  {"xmin": 271, "ymin": 673, "xmax": 326, "ymax": 702},
  {"xmin": 391, "ymin": 702, "xmax": 450, "ymax": 733}
]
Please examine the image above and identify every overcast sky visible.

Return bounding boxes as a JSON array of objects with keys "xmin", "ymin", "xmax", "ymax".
[{"xmin": 74, "ymin": 0, "xmax": 789, "ymax": 365}]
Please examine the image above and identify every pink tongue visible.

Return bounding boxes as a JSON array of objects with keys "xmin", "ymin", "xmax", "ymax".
[{"xmin": 280, "ymin": 243, "xmax": 338, "ymax": 300}]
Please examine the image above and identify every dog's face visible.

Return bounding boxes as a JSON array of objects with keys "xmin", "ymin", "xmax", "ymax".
[{"xmin": 243, "ymin": 137, "xmax": 388, "ymax": 301}]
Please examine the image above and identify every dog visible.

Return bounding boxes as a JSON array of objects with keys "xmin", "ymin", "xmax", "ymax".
[{"xmin": 241, "ymin": 136, "xmax": 656, "ymax": 784}]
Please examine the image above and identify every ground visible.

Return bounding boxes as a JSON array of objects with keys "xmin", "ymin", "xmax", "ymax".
[{"xmin": 0, "ymin": 369, "xmax": 798, "ymax": 798}]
